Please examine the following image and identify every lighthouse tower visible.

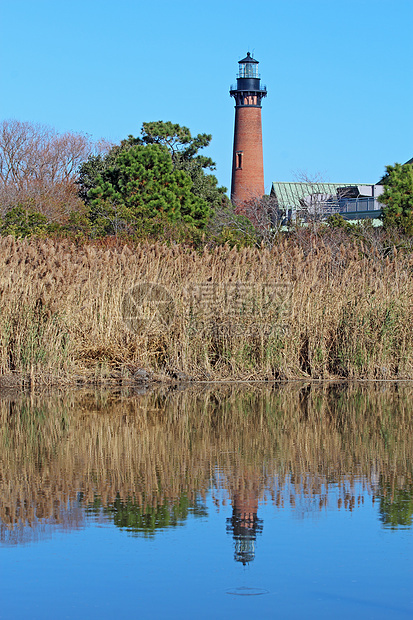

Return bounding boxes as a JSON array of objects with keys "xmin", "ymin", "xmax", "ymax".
[{"xmin": 230, "ymin": 52, "xmax": 267, "ymax": 208}]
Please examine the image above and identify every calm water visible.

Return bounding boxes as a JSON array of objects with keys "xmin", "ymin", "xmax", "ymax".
[{"xmin": 0, "ymin": 384, "xmax": 412, "ymax": 619}]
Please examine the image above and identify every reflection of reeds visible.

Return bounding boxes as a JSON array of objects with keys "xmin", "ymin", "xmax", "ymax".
[
  {"xmin": 0, "ymin": 236, "xmax": 413, "ymax": 381},
  {"xmin": 0, "ymin": 384, "xmax": 412, "ymax": 534},
  {"xmin": 0, "ymin": 500, "xmax": 85, "ymax": 546}
]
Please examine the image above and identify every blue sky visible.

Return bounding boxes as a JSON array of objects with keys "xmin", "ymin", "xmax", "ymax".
[{"xmin": 1, "ymin": 0, "xmax": 412, "ymax": 194}]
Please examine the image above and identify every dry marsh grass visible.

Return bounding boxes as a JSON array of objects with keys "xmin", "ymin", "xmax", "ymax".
[{"xmin": 0, "ymin": 235, "xmax": 412, "ymax": 381}]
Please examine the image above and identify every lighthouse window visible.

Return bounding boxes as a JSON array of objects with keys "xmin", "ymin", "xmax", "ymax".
[
  {"xmin": 236, "ymin": 152, "xmax": 243, "ymax": 169},
  {"xmin": 239, "ymin": 63, "xmax": 258, "ymax": 79}
]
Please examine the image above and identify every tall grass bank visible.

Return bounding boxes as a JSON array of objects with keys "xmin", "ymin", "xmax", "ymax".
[{"xmin": 0, "ymin": 236, "xmax": 412, "ymax": 383}]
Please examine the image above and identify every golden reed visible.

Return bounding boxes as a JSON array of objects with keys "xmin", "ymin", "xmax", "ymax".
[{"xmin": 0, "ymin": 236, "xmax": 412, "ymax": 382}]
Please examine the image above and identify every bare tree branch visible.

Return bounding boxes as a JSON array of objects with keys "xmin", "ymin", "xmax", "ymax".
[{"xmin": 0, "ymin": 119, "xmax": 110, "ymax": 222}]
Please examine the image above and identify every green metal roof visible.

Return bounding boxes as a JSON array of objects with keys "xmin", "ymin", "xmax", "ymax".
[{"xmin": 271, "ymin": 182, "xmax": 373, "ymax": 210}]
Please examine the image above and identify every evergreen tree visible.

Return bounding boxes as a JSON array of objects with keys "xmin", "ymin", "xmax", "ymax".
[
  {"xmin": 141, "ymin": 121, "xmax": 213, "ymax": 166},
  {"xmin": 0, "ymin": 205, "xmax": 51, "ymax": 238},
  {"xmin": 77, "ymin": 121, "xmax": 228, "ymax": 226},
  {"xmin": 88, "ymin": 144, "xmax": 210, "ymax": 235},
  {"xmin": 379, "ymin": 162, "xmax": 413, "ymax": 234},
  {"xmin": 141, "ymin": 121, "xmax": 228, "ymax": 209}
]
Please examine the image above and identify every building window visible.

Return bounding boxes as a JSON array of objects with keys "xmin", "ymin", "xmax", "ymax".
[{"xmin": 236, "ymin": 152, "xmax": 243, "ymax": 169}]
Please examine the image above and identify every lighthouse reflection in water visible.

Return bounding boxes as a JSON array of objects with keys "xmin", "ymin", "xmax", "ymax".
[
  {"xmin": 226, "ymin": 472, "xmax": 263, "ymax": 565},
  {"xmin": 1, "ymin": 385, "xmax": 412, "ymax": 619}
]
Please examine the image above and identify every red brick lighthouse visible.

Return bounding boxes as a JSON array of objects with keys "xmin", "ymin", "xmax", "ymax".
[{"xmin": 230, "ymin": 52, "xmax": 267, "ymax": 208}]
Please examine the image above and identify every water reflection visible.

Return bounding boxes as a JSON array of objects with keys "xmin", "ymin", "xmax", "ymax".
[
  {"xmin": 87, "ymin": 493, "xmax": 208, "ymax": 537},
  {"xmin": 226, "ymin": 471, "xmax": 263, "ymax": 564},
  {"xmin": 0, "ymin": 383, "xmax": 412, "ymax": 552},
  {"xmin": 0, "ymin": 498, "xmax": 85, "ymax": 546}
]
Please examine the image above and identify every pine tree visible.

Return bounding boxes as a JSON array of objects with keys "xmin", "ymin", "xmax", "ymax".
[
  {"xmin": 88, "ymin": 144, "xmax": 210, "ymax": 235},
  {"xmin": 77, "ymin": 121, "xmax": 228, "ymax": 225},
  {"xmin": 380, "ymin": 163, "xmax": 413, "ymax": 234}
]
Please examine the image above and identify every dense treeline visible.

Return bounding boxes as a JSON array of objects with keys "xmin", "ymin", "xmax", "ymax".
[
  {"xmin": 1, "ymin": 117, "xmax": 412, "ymax": 248},
  {"xmin": 0, "ymin": 119, "xmax": 231, "ymax": 243}
]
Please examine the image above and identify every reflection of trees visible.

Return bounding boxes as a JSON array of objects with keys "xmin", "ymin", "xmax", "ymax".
[
  {"xmin": 0, "ymin": 383, "xmax": 412, "ymax": 545},
  {"xmin": 87, "ymin": 493, "xmax": 207, "ymax": 536},
  {"xmin": 378, "ymin": 479, "xmax": 413, "ymax": 529}
]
